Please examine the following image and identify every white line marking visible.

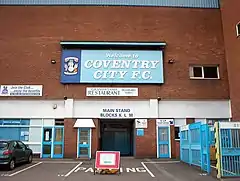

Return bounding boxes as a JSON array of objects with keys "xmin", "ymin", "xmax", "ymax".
[
  {"xmin": 8, "ymin": 162, "xmax": 42, "ymax": 177},
  {"xmin": 64, "ymin": 162, "xmax": 82, "ymax": 177},
  {"xmin": 143, "ymin": 161, "xmax": 180, "ymax": 164},
  {"xmin": 41, "ymin": 161, "xmax": 81, "ymax": 164},
  {"xmin": 141, "ymin": 162, "xmax": 155, "ymax": 177}
]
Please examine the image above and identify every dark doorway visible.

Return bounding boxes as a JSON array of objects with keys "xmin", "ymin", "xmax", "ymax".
[{"xmin": 100, "ymin": 119, "xmax": 134, "ymax": 156}]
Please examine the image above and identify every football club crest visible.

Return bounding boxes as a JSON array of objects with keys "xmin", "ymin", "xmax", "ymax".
[
  {"xmin": 64, "ymin": 57, "xmax": 79, "ymax": 75},
  {"xmin": 1, "ymin": 86, "xmax": 8, "ymax": 95}
]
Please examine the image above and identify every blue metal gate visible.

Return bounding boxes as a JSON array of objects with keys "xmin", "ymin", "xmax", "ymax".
[
  {"xmin": 180, "ymin": 122, "xmax": 211, "ymax": 173},
  {"xmin": 215, "ymin": 122, "xmax": 240, "ymax": 178}
]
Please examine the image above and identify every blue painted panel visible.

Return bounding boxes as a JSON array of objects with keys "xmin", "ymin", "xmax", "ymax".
[
  {"xmin": 0, "ymin": 0, "xmax": 220, "ymax": 8},
  {"xmin": 0, "ymin": 128, "xmax": 20, "ymax": 140},
  {"xmin": 0, "ymin": 127, "xmax": 29, "ymax": 141}
]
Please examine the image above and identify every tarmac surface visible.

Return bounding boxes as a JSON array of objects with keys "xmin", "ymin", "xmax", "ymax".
[{"xmin": 0, "ymin": 158, "xmax": 239, "ymax": 181}]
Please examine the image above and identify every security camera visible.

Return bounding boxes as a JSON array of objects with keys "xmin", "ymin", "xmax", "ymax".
[{"xmin": 64, "ymin": 96, "xmax": 68, "ymax": 100}]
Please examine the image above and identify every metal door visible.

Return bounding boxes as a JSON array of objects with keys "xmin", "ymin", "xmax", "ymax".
[
  {"xmin": 158, "ymin": 127, "xmax": 170, "ymax": 158},
  {"xmin": 42, "ymin": 127, "xmax": 53, "ymax": 158},
  {"xmin": 114, "ymin": 131, "xmax": 130, "ymax": 156},
  {"xmin": 78, "ymin": 128, "xmax": 90, "ymax": 159},
  {"xmin": 53, "ymin": 127, "xmax": 64, "ymax": 158}
]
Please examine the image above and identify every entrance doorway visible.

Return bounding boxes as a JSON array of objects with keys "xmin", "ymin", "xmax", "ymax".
[
  {"xmin": 42, "ymin": 126, "xmax": 64, "ymax": 158},
  {"xmin": 157, "ymin": 126, "xmax": 170, "ymax": 158},
  {"xmin": 100, "ymin": 119, "xmax": 134, "ymax": 156}
]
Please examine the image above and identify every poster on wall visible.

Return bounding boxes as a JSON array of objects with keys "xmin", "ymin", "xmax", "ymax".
[
  {"xmin": 0, "ymin": 85, "xmax": 43, "ymax": 96},
  {"xmin": 156, "ymin": 119, "xmax": 174, "ymax": 127},
  {"xmin": 135, "ymin": 119, "xmax": 148, "ymax": 128},
  {"xmin": 99, "ymin": 108, "xmax": 134, "ymax": 118},
  {"xmin": 86, "ymin": 87, "xmax": 138, "ymax": 97},
  {"xmin": 61, "ymin": 50, "xmax": 164, "ymax": 84}
]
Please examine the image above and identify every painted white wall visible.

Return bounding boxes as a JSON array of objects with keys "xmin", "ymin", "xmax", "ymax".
[
  {"xmin": 0, "ymin": 99, "xmax": 231, "ymax": 119},
  {"xmin": 158, "ymin": 100, "xmax": 231, "ymax": 118},
  {"xmin": 174, "ymin": 119, "xmax": 186, "ymax": 126},
  {"xmin": 195, "ymin": 118, "xmax": 207, "ymax": 124},
  {"xmin": 0, "ymin": 100, "xmax": 65, "ymax": 118},
  {"xmin": 73, "ymin": 100, "xmax": 152, "ymax": 118}
]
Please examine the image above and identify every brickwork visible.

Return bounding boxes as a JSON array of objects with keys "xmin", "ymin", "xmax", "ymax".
[
  {"xmin": 0, "ymin": 5, "xmax": 232, "ymax": 158},
  {"xmin": 91, "ymin": 119, "xmax": 100, "ymax": 158},
  {"xmin": 0, "ymin": 6, "xmax": 229, "ymax": 100},
  {"xmin": 220, "ymin": 0, "xmax": 240, "ymax": 120},
  {"xmin": 135, "ymin": 119, "xmax": 156, "ymax": 158},
  {"xmin": 64, "ymin": 118, "xmax": 77, "ymax": 158}
]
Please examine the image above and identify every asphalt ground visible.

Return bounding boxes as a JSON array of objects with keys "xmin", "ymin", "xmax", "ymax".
[{"xmin": 0, "ymin": 158, "xmax": 239, "ymax": 181}]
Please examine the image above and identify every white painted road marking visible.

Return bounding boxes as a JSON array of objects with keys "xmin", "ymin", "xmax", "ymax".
[
  {"xmin": 143, "ymin": 161, "xmax": 180, "ymax": 164},
  {"xmin": 74, "ymin": 167, "xmax": 147, "ymax": 173},
  {"xmin": 1, "ymin": 174, "xmax": 9, "ymax": 177},
  {"xmin": 41, "ymin": 161, "xmax": 81, "ymax": 164},
  {"xmin": 8, "ymin": 162, "xmax": 42, "ymax": 177},
  {"xmin": 141, "ymin": 162, "xmax": 155, "ymax": 177},
  {"xmin": 64, "ymin": 162, "xmax": 83, "ymax": 177}
]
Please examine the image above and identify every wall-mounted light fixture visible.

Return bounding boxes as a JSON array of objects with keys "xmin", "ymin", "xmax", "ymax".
[
  {"xmin": 53, "ymin": 104, "xmax": 57, "ymax": 109},
  {"xmin": 51, "ymin": 59, "xmax": 56, "ymax": 64},
  {"xmin": 168, "ymin": 59, "xmax": 175, "ymax": 64}
]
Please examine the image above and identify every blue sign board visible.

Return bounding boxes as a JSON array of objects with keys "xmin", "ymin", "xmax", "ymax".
[
  {"xmin": 137, "ymin": 129, "xmax": 144, "ymax": 136},
  {"xmin": 61, "ymin": 50, "xmax": 164, "ymax": 84}
]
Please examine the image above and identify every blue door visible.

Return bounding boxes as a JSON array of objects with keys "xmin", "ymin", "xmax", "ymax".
[
  {"xmin": 78, "ymin": 128, "xmax": 90, "ymax": 159},
  {"xmin": 53, "ymin": 127, "xmax": 64, "ymax": 158},
  {"xmin": 158, "ymin": 127, "xmax": 170, "ymax": 158},
  {"xmin": 42, "ymin": 127, "xmax": 53, "ymax": 158}
]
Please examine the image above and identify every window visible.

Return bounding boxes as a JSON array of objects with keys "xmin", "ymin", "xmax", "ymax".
[
  {"xmin": 0, "ymin": 141, "xmax": 9, "ymax": 150},
  {"xmin": 189, "ymin": 65, "xmax": 219, "ymax": 79},
  {"xmin": 17, "ymin": 141, "xmax": 26, "ymax": 149},
  {"xmin": 43, "ymin": 128, "xmax": 52, "ymax": 141},
  {"xmin": 174, "ymin": 127, "xmax": 180, "ymax": 140},
  {"xmin": 236, "ymin": 22, "xmax": 240, "ymax": 37}
]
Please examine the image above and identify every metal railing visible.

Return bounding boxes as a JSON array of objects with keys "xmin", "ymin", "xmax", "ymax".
[{"xmin": 215, "ymin": 122, "xmax": 240, "ymax": 178}]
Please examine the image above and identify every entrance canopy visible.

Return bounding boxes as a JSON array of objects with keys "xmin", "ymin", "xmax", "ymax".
[{"xmin": 73, "ymin": 119, "xmax": 95, "ymax": 128}]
